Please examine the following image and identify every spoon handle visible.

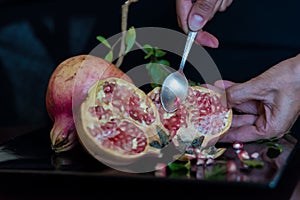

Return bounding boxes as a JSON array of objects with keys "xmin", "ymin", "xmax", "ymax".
[{"xmin": 179, "ymin": 31, "xmax": 197, "ymax": 71}]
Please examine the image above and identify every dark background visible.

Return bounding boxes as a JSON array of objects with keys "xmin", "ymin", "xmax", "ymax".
[
  {"xmin": 0, "ymin": 0, "xmax": 299, "ymax": 141},
  {"xmin": 0, "ymin": 1, "xmax": 299, "ymax": 199}
]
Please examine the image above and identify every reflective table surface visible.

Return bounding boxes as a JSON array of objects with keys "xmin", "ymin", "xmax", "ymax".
[{"xmin": 0, "ymin": 125, "xmax": 299, "ymax": 199}]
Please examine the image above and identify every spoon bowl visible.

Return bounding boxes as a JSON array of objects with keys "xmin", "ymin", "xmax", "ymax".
[
  {"xmin": 160, "ymin": 31, "xmax": 197, "ymax": 112},
  {"xmin": 160, "ymin": 70, "xmax": 188, "ymax": 112}
]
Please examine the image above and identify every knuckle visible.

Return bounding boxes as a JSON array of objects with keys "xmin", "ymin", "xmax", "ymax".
[{"xmin": 195, "ymin": 0, "xmax": 217, "ymax": 15}]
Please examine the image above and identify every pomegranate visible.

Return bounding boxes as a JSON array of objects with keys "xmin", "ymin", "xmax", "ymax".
[
  {"xmin": 148, "ymin": 86, "xmax": 232, "ymax": 158},
  {"xmin": 76, "ymin": 76, "xmax": 232, "ymax": 170},
  {"xmin": 75, "ymin": 77, "xmax": 169, "ymax": 169},
  {"xmin": 46, "ymin": 55, "xmax": 132, "ymax": 153}
]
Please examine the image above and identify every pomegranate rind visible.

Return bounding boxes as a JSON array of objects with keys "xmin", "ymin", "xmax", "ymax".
[
  {"xmin": 76, "ymin": 78, "xmax": 162, "ymax": 166},
  {"xmin": 46, "ymin": 54, "xmax": 132, "ymax": 153},
  {"xmin": 148, "ymin": 86, "xmax": 232, "ymax": 154}
]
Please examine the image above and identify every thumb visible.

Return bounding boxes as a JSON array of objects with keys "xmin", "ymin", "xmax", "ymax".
[{"xmin": 188, "ymin": 0, "xmax": 218, "ymax": 31}]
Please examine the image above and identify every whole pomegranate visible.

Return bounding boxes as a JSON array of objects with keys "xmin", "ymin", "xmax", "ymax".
[
  {"xmin": 76, "ymin": 76, "xmax": 232, "ymax": 171},
  {"xmin": 46, "ymin": 55, "xmax": 132, "ymax": 153}
]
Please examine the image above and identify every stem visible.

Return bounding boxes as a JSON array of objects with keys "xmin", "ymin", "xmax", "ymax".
[{"xmin": 115, "ymin": 0, "xmax": 138, "ymax": 68}]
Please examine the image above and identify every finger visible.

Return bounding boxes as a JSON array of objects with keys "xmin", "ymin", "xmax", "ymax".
[
  {"xmin": 201, "ymin": 83, "xmax": 224, "ymax": 94},
  {"xmin": 214, "ymin": 80, "xmax": 236, "ymax": 89},
  {"xmin": 226, "ymin": 80, "xmax": 265, "ymax": 105},
  {"xmin": 230, "ymin": 114, "xmax": 257, "ymax": 128},
  {"xmin": 195, "ymin": 30, "xmax": 219, "ymax": 48},
  {"xmin": 176, "ymin": 0, "xmax": 193, "ymax": 33},
  {"xmin": 211, "ymin": 80, "xmax": 236, "ymax": 108},
  {"xmin": 214, "ymin": 80, "xmax": 260, "ymax": 114},
  {"xmin": 219, "ymin": 125, "xmax": 265, "ymax": 143},
  {"xmin": 189, "ymin": 0, "xmax": 218, "ymax": 31},
  {"xmin": 232, "ymin": 101, "xmax": 259, "ymax": 115}
]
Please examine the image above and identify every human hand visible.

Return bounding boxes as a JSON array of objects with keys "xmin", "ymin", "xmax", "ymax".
[
  {"xmin": 176, "ymin": 0, "xmax": 233, "ymax": 48},
  {"xmin": 211, "ymin": 54, "xmax": 300, "ymax": 142}
]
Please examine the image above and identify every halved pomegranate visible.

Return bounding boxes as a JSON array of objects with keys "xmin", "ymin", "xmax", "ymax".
[
  {"xmin": 75, "ymin": 77, "xmax": 170, "ymax": 170},
  {"xmin": 148, "ymin": 86, "xmax": 232, "ymax": 157},
  {"xmin": 76, "ymin": 77, "xmax": 232, "ymax": 171}
]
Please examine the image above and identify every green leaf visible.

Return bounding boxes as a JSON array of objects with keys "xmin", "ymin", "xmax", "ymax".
[
  {"xmin": 266, "ymin": 142, "xmax": 283, "ymax": 151},
  {"xmin": 241, "ymin": 159, "xmax": 264, "ymax": 168},
  {"xmin": 267, "ymin": 147, "xmax": 282, "ymax": 158},
  {"xmin": 265, "ymin": 142, "xmax": 283, "ymax": 158},
  {"xmin": 157, "ymin": 126, "xmax": 171, "ymax": 147},
  {"xmin": 96, "ymin": 36, "xmax": 111, "ymax": 48},
  {"xmin": 191, "ymin": 136, "xmax": 204, "ymax": 148},
  {"xmin": 168, "ymin": 159, "xmax": 191, "ymax": 172},
  {"xmin": 158, "ymin": 59, "xmax": 170, "ymax": 66},
  {"xmin": 256, "ymin": 136, "xmax": 280, "ymax": 144},
  {"xmin": 204, "ymin": 165, "xmax": 227, "ymax": 181},
  {"xmin": 143, "ymin": 44, "xmax": 154, "ymax": 59},
  {"xmin": 104, "ymin": 50, "xmax": 113, "ymax": 62},
  {"xmin": 188, "ymin": 80, "xmax": 201, "ymax": 86},
  {"xmin": 154, "ymin": 48, "xmax": 166, "ymax": 58},
  {"xmin": 143, "ymin": 44, "xmax": 153, "ymax": 54},
  {"xmin": 125, "ymin": 26, "xmax": 136, "ymax": 54},
  {"xmin": 149, "ymin": 141, "xmax": 161, "ymax": 149},
  {"xmin": 146, "ymin": 62, "xmax": 170, "ymax": 86}
]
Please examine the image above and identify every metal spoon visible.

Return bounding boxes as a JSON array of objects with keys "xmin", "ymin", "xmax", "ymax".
[{"xmin": 160, "ymin": 31, "xmax": 197, "ymax": 112}]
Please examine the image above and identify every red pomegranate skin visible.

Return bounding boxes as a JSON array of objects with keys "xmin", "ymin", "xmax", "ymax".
[{"xmin": 46, "ymin": 54, "xmax": 132, "ymax": 152}]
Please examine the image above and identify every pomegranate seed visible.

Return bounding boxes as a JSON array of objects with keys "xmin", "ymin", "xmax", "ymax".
[
  {"xmin": 251, "ymin": 152, "xmax": 260, "ymax": 159},
  {"xmin": 174, "ymin": 96, "xmax": 181, "ymax": 107},
  {"xmin": 154, "ymin": 163, "xmax": 167, "ymax": 177},
  {"xmin": 235, "ymin": 149, "xmax": 242, "ymax": 154},
  {"xmin": 103, "ymin": 82, "xmax": 114, "ymax": 93},
  {"xmin": 155, "ymin": 163, "xmax": 167, "ymax": 171},
  {"xmin": 236, "ymin": 174, "xmax": 248, "ymax": 182},
  {"xmin": 227, "ymin": 160, "xmax": 237, "ymax": 173},
  {"xmin": 237, "ymin": 150, "xmax": 250, "ymax": 160},
  {"xmin": 233, "ymin": 141, "xmax": 244, "ymax": 150}
]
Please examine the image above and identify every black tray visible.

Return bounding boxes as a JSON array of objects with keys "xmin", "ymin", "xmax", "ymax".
[{"xmin": 0, "ymin": 126, "xmax": 298, "ymax": 199}]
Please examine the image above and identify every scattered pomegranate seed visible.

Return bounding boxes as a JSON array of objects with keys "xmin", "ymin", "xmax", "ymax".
[
  {"xmin": 237, "ymin": 150, "xmax": 250, "ymax": 160},
  {"xmin": 235, "ymin": 149, "xmax": 242, "ymax": 154},
  {"xmin": 251, "ymin": 152, "xmax": 260, "ymax": 159},
  {"xmin": 227, "ymin": 160, "xmax": 237, "ymax": 173},
  {"xmin": 155, "ymin": 163, "xmax": 167, "ymax": 171},
  {"xmin": 236, "ymin": 174, "xmax": 248, "ymax": 182},
  {"xmin": 233, "ymin": 141, "xmax": 244, "ymax": 150}
]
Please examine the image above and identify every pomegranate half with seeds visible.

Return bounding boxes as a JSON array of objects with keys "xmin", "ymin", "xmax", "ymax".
[
  {"xmin": 75, "ymin": 77, "xmax": 170, "ymax": 168},
  {"xmin": 148, "ymin": 86, "xmax": 232, "ymax": 157}
]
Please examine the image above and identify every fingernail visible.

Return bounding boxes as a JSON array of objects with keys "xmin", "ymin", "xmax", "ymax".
[{"xmin": 189, "ymin": 14, "xmax": 204, "ymax": 31}]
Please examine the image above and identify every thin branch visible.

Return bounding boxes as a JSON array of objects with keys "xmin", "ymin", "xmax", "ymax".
[{"xmin": 115, "ymin": 0, "xmax": 138, "ymax": 68}]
